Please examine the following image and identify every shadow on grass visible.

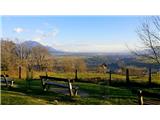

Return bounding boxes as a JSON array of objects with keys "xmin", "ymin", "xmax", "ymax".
[{"xmin": 1, "ymin": 78, "xmax": 160, "ymax": 105}]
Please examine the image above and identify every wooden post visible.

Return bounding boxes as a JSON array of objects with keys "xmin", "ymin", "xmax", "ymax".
[
  {"xmin": 148, "ymin": 68, "xmax": 151, "ymax": 85},
  {"xmin": 4, "ymin": 75, "xmax": 9, "ymax": 87},
  {"xmin": 138, "ymin": 90, "xmax": 143, "ymax": 105},
  {"xmin": 26, "ymin": 69, "xmax": 29, "ymax": 80},
  {"xmin": 68, "ymin": 79, "xmax": 73, "ymax": 96},
  {"xmin": 126, "ymin": 69, "xmax": 130, "ymax": 84},
  {"xmin": 26, "ymin": 69, "xmax": 30, "ymax": 89},
  {"xmin": 31, "ymin": 71, "xmax": 33, "ymax": 79},
  {"xmin": 74, "ymin": 88, "xmax": 78, "ymax": 96},
  {"xmin": 26, "ymin": 65, "xmax": 33, "ymax": 90},
  {"xmin": 75, "ymin": 69, "xmax": 78, "ymax": 81},
  {"xmin": 11, "ymin": 81, "xmax": 14, "ymax": 86},
  {"xmin": 45, "ymin": 68, "xmax": 48, "ymax": 77},
  {"xmin": 109, "ymin": 70, "xmax": 112, "ymax": 85},
  {"xmin": 18, "ymin": 66, "xmax": 22, "ymax": 79},
  {"xmin": 42, "ymin": 78, "xmax": 47, "ymax": 91}
]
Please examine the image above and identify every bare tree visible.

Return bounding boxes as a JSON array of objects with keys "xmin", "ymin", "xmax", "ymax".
[
  {"xmin": 133, "ymin": 16, "xmax": 160, "ymax": 64},
  {"xmin": 31, "ymin": 45, "xmax": 51, "ymax": 71},
  {"xmin": 1, "ymin": 38, "xmax": 17, "ymax": 71},
  {"xmin": 14, "ymin": 42, "xmax": 31, "ymax": 63},
  {"xmin": 12, "ymin": 39, "xmax": 32, "ymax": 78}
]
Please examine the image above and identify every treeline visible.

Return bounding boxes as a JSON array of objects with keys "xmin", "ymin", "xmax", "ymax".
[
  {"xmin": 1, "ymin": 39, "xmax": 158, "ymax": 78},
  {"xmin": 0, "ymin": 39, "xmax": 87, "ymax": 75}
]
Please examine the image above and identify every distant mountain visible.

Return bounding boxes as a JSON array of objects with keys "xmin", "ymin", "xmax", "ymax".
[
  {"xmin": 22, "ymin": 40, "xmax": 132, "ymax": 57},
  {"xmin": 23, "ymin": 40, "xmax": 42, "ymax": 48},
  {"xmin": 22, "ymin": 40, "xmax": 66, "ymax": 55}
]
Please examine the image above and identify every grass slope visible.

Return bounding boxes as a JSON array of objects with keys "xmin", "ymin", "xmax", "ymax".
[{"xmin": 1, "ymin": 73, "xmax": 160, "ymax": 105}]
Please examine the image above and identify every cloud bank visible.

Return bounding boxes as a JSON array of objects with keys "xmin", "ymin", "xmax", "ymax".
[{"xmin": 13, "ymin": 27, "xmax": 24, "ymax": 33}]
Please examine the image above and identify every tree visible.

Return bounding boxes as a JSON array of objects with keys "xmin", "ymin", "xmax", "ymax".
[
  {"xmin": 1, "ymin": 39, "xmax": 17, "ymax": 71},
  {"xmin": 31, "ymin": 45, "xmax": 51, "ymax": 71},
  {"xmin": 75, "ymin": 58, "xmax": 87, "ymax": 72},
  {"xmin": 13, "ymin": 41, "xmax": 31, "ymax": 65},
  {"xmin": 55, "ymin": 57, "xmax": 87, "ymax": 72},
  {"xmin": 133, "ymin": 16, "xmax": 160, "ymax": 64},
  {"xmin": 13, "ymin": 40, "xmax": 32, "ymax": 78}
]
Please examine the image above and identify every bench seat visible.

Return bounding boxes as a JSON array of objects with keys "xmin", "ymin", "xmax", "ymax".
[
  {"xmin": 0, "ymin": 75, "xmax": 14, "ymax": 87},
  {"xmin": 40, "ymin": 76, "xmax": 78, "ymax": 96}
]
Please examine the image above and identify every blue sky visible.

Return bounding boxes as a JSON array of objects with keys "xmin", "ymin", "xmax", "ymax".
[{"xmin": 1, "ymin": 16, "xmax": 146, "ymax": 52}]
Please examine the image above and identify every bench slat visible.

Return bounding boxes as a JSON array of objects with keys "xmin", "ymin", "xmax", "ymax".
[
  {"xmin": 46, "ymin": 82, "xmax": 78, "ymax": 89},
  {"xmin": 40, "ymin": 75, "xmax": 78, "ymax": 96},
  {"xmin": 1, "ymin": 75, "xmax": 14, "ymax": 87},
  {"xmin": 46, "ymin": 82, "xmax": 68, "ymax": 88},
  {"xmin": 40, "ymin": 76, "xmax": 74, "ymax": 82},
  {"xmin": 0, "ymin": 80, "xmax": 13, "ymax": 83}
]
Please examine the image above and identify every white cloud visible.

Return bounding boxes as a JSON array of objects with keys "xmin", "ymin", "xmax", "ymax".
[
  {"xmin": 35, "ymin": 29, "xmax": 44, "ymax": 34},
  {"xmin": 32, "ymin": 36, "xmax": 43, "ymax": 42},
  {"xmin": 13, "ymin": 27, "xmax": 24, "ymax": 33},
  {"xmin": 52, "ymin": 42, "xmax": 129, "ymax": 53},
  {"xmin": 43, "ymin": 22, "xmax": 50, "ymax": 27},
  {"xmin": 32, "ymin": 28, "xmax": 59, "ymax": 46}
]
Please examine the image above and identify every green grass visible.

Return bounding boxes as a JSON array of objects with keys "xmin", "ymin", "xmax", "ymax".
[
  {"xmin": 2, "ymin": 70, "xmax": 159, "ymax": 84},
  {"xmin": 1, "ymin": 72, "xmax": 160, "ymax": 105}
]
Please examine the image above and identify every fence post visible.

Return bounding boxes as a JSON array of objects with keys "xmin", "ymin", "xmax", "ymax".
[
  {"xmin": 109, "ymin": 70, "xmax": 112, "ymax": 85},
  {"xmin": 26, "ymin": 65, "xmax": 33, "ymax": 90},
  {"xmin": 148, "ymin": 68, "xmax": 152, "ymax": 85},
  {"xmin": 75, "ymin": 69, "xmax": 78, "ymax": 81},
  {"xmin": 138, "ymin": 90, "xmax": 143, "ymax": 105},
  {"xmin": 45, "ymin": 68, "xmax": 48, "ymax": 77},
  {"xmin": 31, "ymin": 70, "xmax": 33, "ymax": 79},
  {"xmin": 126, "ymin": 69, "xmax": 130, "ymax": 84},
  {"xmin": 18, "ymin": 66, "xmax": 22, "ymax": 79}
]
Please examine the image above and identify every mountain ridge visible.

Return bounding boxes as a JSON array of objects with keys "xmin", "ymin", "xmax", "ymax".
[{"xmin": 22, "ymin": 40, "xmax": 131, "ymax": 56}]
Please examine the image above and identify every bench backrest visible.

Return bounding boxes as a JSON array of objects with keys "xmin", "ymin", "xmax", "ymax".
[
  {"xmin": 0, "ymin": 74, "xmax": 9, "ymax": 86},
  {"xmin": 1, "ymin": 74, "xmax": 8, "ymax": 81},
  {"xmin": 40, "ymin": 76, "xmax": 74, "ymax": 83}
]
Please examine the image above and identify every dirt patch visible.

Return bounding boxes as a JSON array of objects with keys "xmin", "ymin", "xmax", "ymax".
[{"xmin": 49, "ymin": 88, "xmax": 89, "ymax": 97}]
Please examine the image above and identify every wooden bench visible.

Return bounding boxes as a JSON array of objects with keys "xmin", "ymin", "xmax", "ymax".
[
  {"xmin": 0, "ymin": 74, "xmax": 14, "ymax": 87},
  {"xmin": 40, "ymin": 76, "xmax": 79, "ymax": 96},
  {"xmin": 138, "ymin": 90, "xmax": 160, "ymax": 105}
]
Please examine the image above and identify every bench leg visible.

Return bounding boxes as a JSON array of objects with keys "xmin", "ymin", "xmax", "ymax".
[
  {"xmin": 43, "ymin": 84, "xmax": 47, "ymax": 91},
  {"xmin": 74, "ymin": 89, "xmax": 78, "ymax": 96},
  {"xmin": 11, "ymin": 81, "xmax": 14, "ymax": 87},
  {"xmin": 68, "ymin": 81, "xmax": 73, "ymax": 96}
]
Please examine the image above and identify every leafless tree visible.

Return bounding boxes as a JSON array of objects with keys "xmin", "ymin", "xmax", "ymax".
[
  {"xmin": 0, "ymin": 38, "xmax": 17, "ymax": 70},
  {"xmin": 31, "ymin": 45, "xmax": 51, "ymax": 71},
  {"xmin": 133, "ymin": 16, "xmax": 160, "ymax": 64},
  {"xmin": 14, "ymin": 42, "xmax": 31, "ymax": 62}
]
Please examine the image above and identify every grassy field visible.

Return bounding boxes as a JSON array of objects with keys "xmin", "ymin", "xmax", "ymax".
[
  {"xmin": 2, "ymin": 70, "xmax": 160, "ymax": 84},
  {"xmin": 1, "ymin": 74, "xmax": 160, "ymax": 105}
]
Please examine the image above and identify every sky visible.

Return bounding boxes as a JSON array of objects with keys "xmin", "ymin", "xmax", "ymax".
[{"xmin": 1, "ymin": 16, "xmax": 147, "ymax": 52}]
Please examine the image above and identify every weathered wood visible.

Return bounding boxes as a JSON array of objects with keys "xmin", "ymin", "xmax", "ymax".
[
  {"xmin": 126, "ymin": 69, "xmax": 130, "ymax": 84},
  {"xmin": 0, "ymin": 74, "xmax": 14, "ymax": 87},
  {"xmin": 46, "ymin": 82, "xmax": 69, "ymax": 88},
  {"xmin": 138, "ymin": 90, "xmax": 143, "ymax": 105},
  {"xmin": 40, "ymin": 76, "xmax": 78, "ymax": 96},
  {"xmin": 26, "ymin": 67, "xmax": 33, "ymax": 90},
  {"xmin": 74, "ymin": 88, "xmax": 78, "ymax": 96},
  {"xmin": 75, "ymin": 69, "xmax": 78, "ymax": 81},
  {"xmin": 148, "ymin": 68, "xmax": 152, "ymax": 85},
  {"xmin": 109, "ymin": 70, "xmax": 112, "ymax": 85},
  {"xmin": 18, "ymin": 66, "xmax": 22, "ymax": 79},
  {"xmin": 68, "ymin": 80, "xmax": 74, "ymax": 96},
  {"xmin": 40, "ymin": 76, "xmax": 74, "ymax": 82}
]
